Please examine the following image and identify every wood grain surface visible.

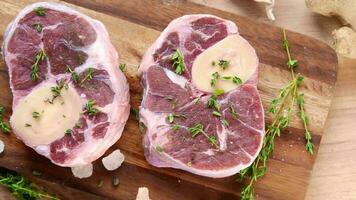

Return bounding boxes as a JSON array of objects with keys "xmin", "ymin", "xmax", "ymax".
[
  {"xmin": 0, "ymin": 0, "xmax": 338, "ymax": 199},
  {"xmin": 192, "ymin": 2, "xmax": 356, "ymax": 200}
]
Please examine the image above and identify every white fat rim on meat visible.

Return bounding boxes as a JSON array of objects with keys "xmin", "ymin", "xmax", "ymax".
[{"xmin": 2, "ymin": 2, "xmax": 130, "ymax": 167}]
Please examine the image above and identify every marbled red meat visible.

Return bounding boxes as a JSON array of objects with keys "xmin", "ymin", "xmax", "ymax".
[
  {"xmin": 139, "ymin": 15, "xmax": 264, "ymax": 178},
  {"xmin": 3, "ymin": 2, "xmax": 130, "ymax": 167}
]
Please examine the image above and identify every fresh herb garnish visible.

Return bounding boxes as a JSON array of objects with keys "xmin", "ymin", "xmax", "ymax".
[
  {"xmin": 80, "ymin": 68, "xmax": 95, "ymax": 86},
  {"xmin": 130, "ymin": 108, "xmax": 139, "ymax": 120},
  {"xmin": 188, "ymin": 123, "xmax": 204, "ymax": 138},
  {"xmin": 230, "ymin": 104, "xmax": 238, "ymax": 119},
  {"xmin": 34, "ymin": 7, "xmax": 46, "ymax": 16},
  {"xmin": 188, "ymin": 123, "xmax": 218, "ymax": 148},
  {"xmin": 218, "ymin": 60, "xmax": 230, "ymax": 70},
  {"xmin": 31, "ymin": 49, "xmax": 46, "ymax": 81},
  {"xmin": 239, "ymin": 29, "xmax": 314, "ymax": 200},
  {"xmin": 214, "ymin": 89, "xmax": 224, "ymax": 96},
  {"xmin": 165, "ymin": 96, "xmax": 177, "ymax": 109},
  {"xmin": 212, "ymin": 111, "xmax": 222, "ymax": 117},
  {"xmin": 232, "ymin": 76, "xmax": 243, "ymax": 85},
  {"xmin": 74, "ymin": 123, "xmax": 81, "ymax": 128},
  {"xmin": 119, "ymin": 63, "xmax": 126, "ymax": 72},
  {"xmin": 172, "ymin": 124, "xmax": 180, "ymax": 131},
  {"xmin": 155, "ymin": 145, "xmax": 164, "ymax": 153},
  {"xmin": 210, "ymin": 72, "xmax": 220, "ymax": 87},
  {"xmin": 211, "ymin": 61, "xmax": 216, "ymax": 66},
  {"xmin": 171, "ymin": 49, "xmax": 185, "ymax": 74},
  {"xmin": 208, "ymin": 135, "xmax": 217, "ymax": 146},
  {"xmin": 25, "ymin": 123, "xmax": 32, "ymax": 127},
  {"xmin": 32, "ymin": 111, "xmax": 41, "ymax": 119},
  {"xmin": 0, "ymin": 170, "xmax": 59, "ymax": 200},
  {"xmin": 48, "ymin": 79, "xmax": 68, "ymax": 103},
  {"xmin": 0, "ymin": 105, "xmax": 11, "ymax": 133},
  {"xmin": 167, "ymin": 114, "xmax": 174, "ymax": 123},
  {"xmin": 83, "ymin": 100, "xmax": 100, "ymax": 116},
  {"xmin": 222, "ymin": 119, "xmax": 229, "ymax": 127},
  {"xmin": 65, "ymin": 129, "xmax": 72, "ymax": 136},
  {"xmin": 171, "ymin": 99, "xmax": 177, "ymax": 109},
  {"xmin": 66, "ymin": 65, "xmax": 79, "ymax": 83},
  {"xmin": 33, "ymin": 23, "xmax": 43, "ymax": 33},
  {"xmin": 192, "ymin": 96, "xmax": 201, "ymax": 104},
  {"xmin": 207, "ymin": 95, "xmax": 220, "ymax": 112},
  {"xmin": 298, "ymin": 93, "xmax": 314, "ymax": 154}
]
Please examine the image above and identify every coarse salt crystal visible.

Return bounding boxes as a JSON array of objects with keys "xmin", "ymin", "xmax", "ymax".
[
  {"xmin": 0, "ymin": 140, "xmax": 4, "ymax": 154},
  {"xmin": 102, "ymin": 149, "xmax": 125, "ymax": 171},
  {"xmin": 136, "ymin": 187, "xmax": 150, "ymax": 200},
  {"xmin": 71, "ymin": 163, "xmax": 93, "ymax": 179}
]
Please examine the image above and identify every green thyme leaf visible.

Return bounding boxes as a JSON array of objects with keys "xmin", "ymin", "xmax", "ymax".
[
  {"xmin": 218, "ymin": 60, "xmax": 230, "ymax": 70},
  {"xmin": 34, "ymin": 7, "xmax": 46, "ymax": 16},
  {"xmin": 232, "ymin": 76, "xmax": 243, "ymax": 85},
  {"xmin": 30, "ymin": 49, "xmax": 46, "ymax": 81},
  {"xmin": 212, "ymin": 111, "xmax": 221, "ymax": 117},
  {"xmin": 222, "ymin": 119, "xmax": 229, "ymax": 127},
  {"xmin": 214, "ymin": 89, "xmax": 224, "ymax": 96},
  {"xmin": 188, "ymin": 123, "xmax": 203, "ymax": 138},
  {"xmin": 80, "ymin": 68, "xmax": 95, "ymax": 86},
  {"xmin": 119, "ymin": 63, "xmax": 127, "ymax": 72},
  {"xmin": 171, "ymin": 49, "xmax": 185, "ymax": 74},
  {"xmin": 83, "ymin": 100, "xmax": 100, "ymax": 116},
  {"xmin": 66, "ymin": 65, "xmax": 79, "ymax": 83},
  {"xmin": 155, "ymin": 145, "xmax": 164, "ymax": 153},
  {"xmin": 167, "ymin": 114, "xmax": 174, "ymax": 123},
  {"xmin": 33, "ymin": 23, "xmax": 43, "ymax": 33},
  {"xmin": 172, "ymin": 124, "xmax": 180, "ymax": 131},
  {"xmin": 32, "ymin": 111, "xmax": 41, "ymax": 119},
  {"xmin": 210, "ymin": 72, "xmax": 220, "ymax": 87}
]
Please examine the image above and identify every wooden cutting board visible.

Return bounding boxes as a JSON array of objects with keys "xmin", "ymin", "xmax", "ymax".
[{"xmin": 0, "ymin": 0, "xmax": 338, "ymax": 199}]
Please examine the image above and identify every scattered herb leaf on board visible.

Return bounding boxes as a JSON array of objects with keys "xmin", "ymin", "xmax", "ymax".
[
  {"xmin": 0, "ymin": 105, "xmax": 11, "ymax": 134},
  {"xmin": 239, "ymin": 29, "xmax": 314, "ymax": 200},
  {"xmin": 0, "ymin": 169, "xmax": 59, "ymax": 200}
]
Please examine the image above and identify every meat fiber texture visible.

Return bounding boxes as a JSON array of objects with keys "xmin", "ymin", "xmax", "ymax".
[
  {"xmin": 139, "ymin": 15, "xmax": 265, "ymax": 178},
  {"xmin": 2, "ymin": 2, "xmax": 130, "ymax": 167}
]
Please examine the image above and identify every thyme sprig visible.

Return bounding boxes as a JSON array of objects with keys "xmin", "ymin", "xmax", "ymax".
[
  {"xmin": 66, "ymin": 65, "xmax": 79, "ymax": 83},
  {"xmin": 45, "ymin": 80, "xmax": 68, "ymax": 104},
  {"xmin": 83, "ymin": 100, "xmax": 100, "ymax": 116},
  {"xmin": 188, "ymin": 123, "xmax": 218, "ymax": 148},
  {"xmin": 0, "ymin": 105, "xmax": 11, "ymax": 133},
  {"xmin": 0, "ymin": 170, "xmax": 58, "ymax": 200},
  {"xmin": 119, "ymin": 63, "xmax": 127, "ymax": 72},
  {"xmin": 171, "ymin": 49, "xmax": 185, "ymax": 75},
  {"xmin": 33, "ymin": 23, "xmax": 43, "ymax": 33},
  {"xmin": 218, "ymin": 60, "xmax": 230, "ymax": 70},
  {"xmin": 210, "ymin": 72, "xmax": 220, "ymax": 87},
  {"xmin": 298, "ymin": 94, "xmax": 314, "ymax": 154},
  {"xmin": 239, "ymin": 29, "xmax": 314, "ymax": 200},
  {"xmin": 30, "ymin": 49, "xmax": 46, "ymax": 81},
  {"xmin": 80, "ymin": 68, "xmax": 95, "ymax": 86},
  {"xmin": 34, "ymin": 7, "xmax": 46, "ymax": 16}
]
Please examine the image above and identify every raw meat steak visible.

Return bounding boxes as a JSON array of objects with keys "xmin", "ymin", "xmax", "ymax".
[
  {"xmin": 139, "ymin": 15, "xmax": 264, "ymax": 178},
  {"xmin": 2, "ymin": 2, "xmax": 130, "ymax": 167}
]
